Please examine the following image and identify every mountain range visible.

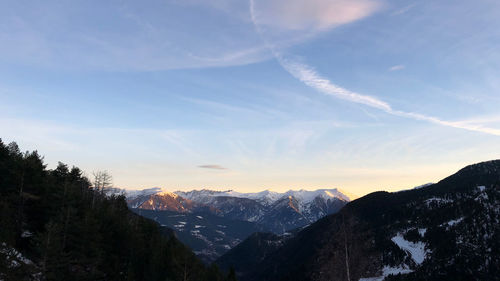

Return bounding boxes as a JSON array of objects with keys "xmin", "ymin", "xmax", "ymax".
[{"xmin": 113, "ymin": 188, "xmax": 351, "ymax": 261}]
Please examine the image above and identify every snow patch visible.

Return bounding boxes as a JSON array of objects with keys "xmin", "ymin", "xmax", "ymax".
[
  {"xmin": 0, "ymin": 243, "xmax": 34, "ymax": 268},
  {"xmin": 21, "ymin": 230, "xmax": 33, "ymax": 238},
  {"xmin": 168, "ymin": 214, "xmax": 185, "ymax": 217},
  {"xmin": 475, "ymin": 192, "xmax": 489, "ymax": 201},
  {"xmin": 413, "ymin": 183, "xmax": 433, "ymax": 190},
  {"xmin": 391, "ymin": 233, "xmax": 429, "ymax": 265},
  {"xmin": 359, "ymin": 265, "xmax": 413, "ymax": 281},
  {"xmin": 424, "ymin": 197, "xmax": 453, "ymax": 207},
  {"xmin": 441, "ymin": 217, "xmax": 464, "ymax": 227}
]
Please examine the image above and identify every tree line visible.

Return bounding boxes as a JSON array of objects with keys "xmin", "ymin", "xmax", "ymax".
[{"xmin": 0, "ymin": 139, "xmax": 236, "ymax": 281}]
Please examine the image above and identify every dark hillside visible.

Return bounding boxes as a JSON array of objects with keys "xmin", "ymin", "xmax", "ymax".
[
  {"xmin": 0, "ymin": 140, "xmax": 233, "ymax": 281},
  {"xmin": 240, "ymin": 160, "xmax": 500, "ymax": 281}
]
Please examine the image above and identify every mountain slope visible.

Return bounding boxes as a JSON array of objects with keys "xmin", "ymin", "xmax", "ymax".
[
  {"xmin": 127, "ymin": 191, "xmax": 195, "ymax": 211},
  {"xmin": 215, "ymin": 231, "xmax": 297, "ymax": 279},
  {"xmin": 132, "ymin": 209, "xmax": 267, "ymax": 263},
  {"xmin": 239, "ymin": 160, "xmax": 500, "ymax": 281}
]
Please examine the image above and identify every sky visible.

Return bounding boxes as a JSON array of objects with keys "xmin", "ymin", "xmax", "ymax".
[{"xmin": 1, "ymin": 0, "xmax": 500, "ymax": 197}]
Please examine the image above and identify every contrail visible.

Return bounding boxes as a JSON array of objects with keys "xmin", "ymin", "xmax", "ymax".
[{"xmin": 249, "ymin": 0, "xmax": 500, "ymax": 136}]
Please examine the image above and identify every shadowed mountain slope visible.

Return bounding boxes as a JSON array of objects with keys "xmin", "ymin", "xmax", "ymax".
[{"xmin": 233, "ymin": 160, "xmax": 500, "ymax": 281}]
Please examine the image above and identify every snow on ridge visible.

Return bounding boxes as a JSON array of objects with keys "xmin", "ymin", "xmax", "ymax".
[
  {"xmin": 156, "ymin": 191, "xmax": 179, "ymax": 198},
  {"xmin": 174, "ymin": 188, "xmax": 350, "ymax": 204},
  {"xmin": 413, "ymin": 183, "xmax": 434, "ymax": 190},
  {"xmin": 125, "ymin": 187, "xmax": 163, "ymax": 200},
  {"xmin": 284, "ymin": 188, "xmax": 350, "ymax": 203},
  {"xmin": 391, "ymin": 233, "xmax": 429, "ymax": 265},
  {"xmin": 359, "ymin": 265, "xmax": 413, "ymax": 281},
  {"xmin": 123, "ymin": 187, "xmax": 351, "ymax": 206}
]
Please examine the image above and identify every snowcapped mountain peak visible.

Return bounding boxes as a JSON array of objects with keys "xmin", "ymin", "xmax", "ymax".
[
  {"xmin": 124, "ymin": 187, "xmax": 351, "ymax": 206},
  {"xmin": 156, "ymin": 191, "xmax": 179, "ymax": 198},
  {"xmin": 284, "ymin": 188, "xmax": 350, "ymax": 203},
  {"xmin": 124, "ymin": 187, "xmax": 163, "ymax": 200}
]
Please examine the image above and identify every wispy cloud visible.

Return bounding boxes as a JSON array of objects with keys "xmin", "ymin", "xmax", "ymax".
[
  {"xmin": 391, "ymin": 3, "xmax": 416, "ymax": 16},
  {"xmin": 249, "ymin": 0, "xmax": 500, "ymax": 137},
  {"xmin": 182, "ymin": 96, "xmax": 288, "ymax": 120},
  {"xmin": 0, "ymin": 1, "xmax": 271, "ymax": 71},
  {"xmin": 198, "ymin": 164, "xmax": 227, "ymax": 170},
  {"xmin": 251, "ymin": 0, "xmax": 383, "ymax": 30},
  {"xmin": 389, "ymin": 64, "xmax": 405, "ymax": 71},
  {"xmin": 277, "ymin": 56, "xmax": 392, "ymax": 111},
  {"xmin": 390, "ymin": 110, "xmax": 500, "ymax": 136},
  {"xmin": 279, "ymin": 58, "xmax": 500, "ymax": 136}
]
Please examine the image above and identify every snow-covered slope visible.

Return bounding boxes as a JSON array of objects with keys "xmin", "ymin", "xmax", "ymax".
[
  {"xmin": 126, "ymin": 187, "xmax": 162, "ymax": 198},
  {"xmin": 283, "ymin": 189, "xmax": 350, "ymax": 203}
]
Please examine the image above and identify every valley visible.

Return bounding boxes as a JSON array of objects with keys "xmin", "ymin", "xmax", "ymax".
[{"xmin": 120, "ymin": 188, "xmax": 350, "ymax": 261}]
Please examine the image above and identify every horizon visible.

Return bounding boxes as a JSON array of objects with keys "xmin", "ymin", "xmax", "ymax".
[{"xmin": 2, "ymin": 0, "xmax": 500, "ymax": 198}]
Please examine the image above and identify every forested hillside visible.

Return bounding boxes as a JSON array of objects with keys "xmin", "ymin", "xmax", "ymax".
[
  {"xmin": 239, "ymin": 160, "xmax": 500, "ymax": 281},
  {"xmin": 0, "ymin": 140, "xmax": 234, "ymax": 281}
]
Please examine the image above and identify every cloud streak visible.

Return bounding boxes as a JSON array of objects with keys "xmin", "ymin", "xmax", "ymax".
[
  {"xmin": 249, "ymin": 0, "xmax": 500, "ymax": 136},
  {"xmin": 389, "ymin": 64, "xmax": 405, "ymax": 71},
  {"xmin": 391, "ymin": 3, "xmax": 416, "ymax": 16},
  {"xmin": 279, "ymin": 55, "xmax": 500, "ymax": 136},
  {"xmin": 277, "ymin": 56, "xmax": 392, "ymax": 111},
  {"xmin": 198, "ymin": 165, "xmax": 227, "ymax": 170}
]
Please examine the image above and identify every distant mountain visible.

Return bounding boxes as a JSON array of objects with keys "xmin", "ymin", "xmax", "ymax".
[
  {"xmin": 176, "ymin": 188, "xmax": 350, "ymax": 204},
  {"xmin": 127, "ymin": 191, "xmax": 195, "ymax": 212},
  {"xmin": 122, "ymin": 188, "xmax": 350, "ymax": 234},
  {"xmin": 121, "ymin": 188, "xmax": 350, "ymax": 261},
  {"xmin": 230, "ymin": 160, "xmax": 500, "ymax": 281},
  {"xmin": 174, "ymin": 188, "xmax": 350, "ymax": 233}
]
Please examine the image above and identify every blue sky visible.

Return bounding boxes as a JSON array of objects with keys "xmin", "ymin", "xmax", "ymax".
[{"xmin": 1, "ymin": 0, "xmax": 500, "ymax": 196}]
